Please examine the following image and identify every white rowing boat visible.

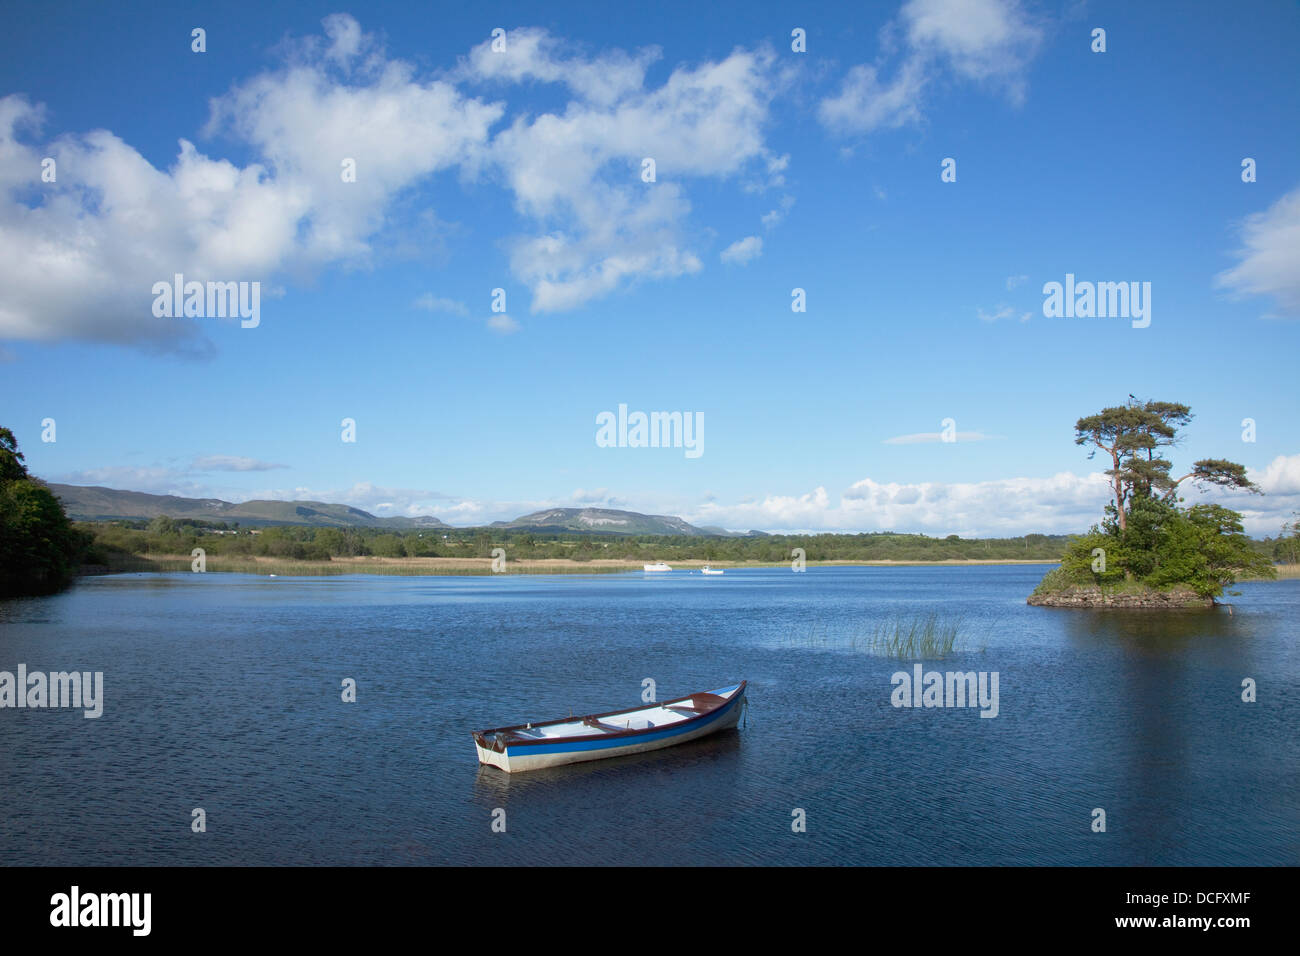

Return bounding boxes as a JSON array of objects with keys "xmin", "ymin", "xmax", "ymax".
[
  {"xmin": 472, "ymin": 682, "xmax": 748, "ymax": 773},
  {"xmin": 701, "ymin": 566, "xmax": 724, "ymax": 575},
  {"xmin": 643, "ymin": 562, "xmax": 671, "ymax": 572}
]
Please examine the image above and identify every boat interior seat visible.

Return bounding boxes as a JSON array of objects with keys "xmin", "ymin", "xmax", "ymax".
[{"xmin": 691, "ymin": 693, "xmax": 726, "ymax": 711}]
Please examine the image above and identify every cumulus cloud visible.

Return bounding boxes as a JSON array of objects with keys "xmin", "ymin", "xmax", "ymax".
[
  {"xmin": 820, "ymin": 0, "xmax": 1043, "ymax": 136},
  {"xmin": 0, "ymin": 19, "xmax": 501, "ymax": 352},
  {"xmin": 902, "ymin": 0, "xmax": 1043, "ymax": 96},
  {"xmin": 684, "ymin": 471, "xmax": 1107, "ymax": 536},
  {"xmin": 1215, "ymin": 185, "xmax": 1300, "ymax": 318},
  {"xmin": 720, "ymin": 235, "xmax": 763, "ymax": 265},
  {"xmin": 470, "ymin": 30, "xmax": 781, "ymax": 311},
  {"xmin": 0, "ymin": 18, "xmax": 784, "ymax": 350}
]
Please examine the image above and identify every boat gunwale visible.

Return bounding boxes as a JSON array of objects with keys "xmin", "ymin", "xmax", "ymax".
[{"xmin": 472, "ymin": 681, "xmax": 746, "ymax": 750}]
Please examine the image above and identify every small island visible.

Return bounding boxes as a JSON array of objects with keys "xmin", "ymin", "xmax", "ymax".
[{"xmin": 1028, "ymin": 398, "xmax": 1276, "ymax": 608}]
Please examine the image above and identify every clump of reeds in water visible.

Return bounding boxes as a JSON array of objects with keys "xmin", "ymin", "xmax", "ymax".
[
  {"xmin": 852, "ymin": 612, "xmax": 963, "ymax": 659},
  {"xmin": 790, "ymin": 612, "xmax": 969, "ymax": 659}
]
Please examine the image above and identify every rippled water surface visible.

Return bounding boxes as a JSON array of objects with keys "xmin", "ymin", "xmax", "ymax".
[{"xmin": 1, "ymin": 566, "xmax": 1296, "ymax": 865}]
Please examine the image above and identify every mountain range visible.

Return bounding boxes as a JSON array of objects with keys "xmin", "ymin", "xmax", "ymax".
[{"xmin": 45, "ymin": 484, "xmax": 756, "ymax": 535}]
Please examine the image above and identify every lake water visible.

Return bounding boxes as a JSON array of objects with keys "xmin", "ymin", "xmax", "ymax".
[{"xmin": 0, "ymin": 566, "xmax": 1295, "ymax": 865}]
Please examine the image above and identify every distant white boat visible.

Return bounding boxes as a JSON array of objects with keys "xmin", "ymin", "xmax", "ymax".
[
  {"xmin": 473, "ymin": 682, "xmax": 748, "ymax": 773},
  {"xmin": 644, "ymin": 562, "xmax": 671, "ymax": 572},
  {"xmin": 701, "ymin": 567, "xmax": 725, "ymax": 575}
]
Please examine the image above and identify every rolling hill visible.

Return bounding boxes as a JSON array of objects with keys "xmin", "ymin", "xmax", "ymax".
[{"xmin": 47, "ymin": 484, "xmax": 450, "ymax": 529}]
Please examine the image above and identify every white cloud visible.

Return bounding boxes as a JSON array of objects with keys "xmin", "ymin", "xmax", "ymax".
[
  {"xmin": 686, "ymin": 471, "xmax": 1109, "ymax": 536},
  {"xmin": 1005, "ymin": 273, "xmax": 1029, "ymax": 290},
  {"xmin": 1215, "ymin": 185, "xmax": 1300, "ymax": 318},
  {"xmin": 977, "ymin": 303, "xmax": 1031, "ymax": 322},
  {"xmin": 473, "ymin": 31, "xmax": 781, "ymax": 310},
  {"xmin": 455, "ymin": 26, "xmax": 660, "ymax": 107},
  {"xmin": 882, "ymin": 431, "xmax": 1003, "ymax": 444},
  {"xmin": 1, "ymin": 19, "xmax": 783, "ymax": 349},
  {"xmin": 0, "ymin": 18, "xmax": 501, "ymax": 352},
  {"xmin": 192, "ymin": 456, "xmax": 288, "ymax": 472},
  {"xmin": 820, "ymin": 0, "xmax": 1043, "ymax": 136},
  {"xmin": 902, "ymin": 0, "xmax": 1043, "ymax": 96},
  {"xmin": 487, "ymin": 313, "xmax": 520, "ymax": 334},
  {"xmin": 818, "ymin": 61, "xmax": 926, "ymax": 135},
  {"xmin": 50, "ymin": 466, "xmax": 210, "ymax": 497},
  {"xmin": 761, "ymin": 195, "xmax": 795, "ymax": 229},
  {"xmin": 720, "ymin": 235, "xmax": 763, "ymax": 265},
  {"xmin": 47, "ymin": 456, "xmax": 1300, "ymax": 537}
]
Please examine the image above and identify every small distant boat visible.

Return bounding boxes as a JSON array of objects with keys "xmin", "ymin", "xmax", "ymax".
[
  {"xmin": 701, "ymin": 566, "xmax": 725, "ymax": 575},
  {"xmin": 643, "ymin": 562, "xmax": 671, "ymax": 572},
  {"xmin": 473, "ymin": 682, "xmax": 747, "ymax": 773}
]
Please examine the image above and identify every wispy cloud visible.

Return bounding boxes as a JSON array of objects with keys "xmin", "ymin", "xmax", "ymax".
[
  {"xmin": 413, "ymin": 293, "xmax": 469, "ymax": 316},
  {"xmin": 883, "ymin": 431, "xmax": 1004, "ymax": 444},
  {"xmin": 1215, "ymin": 184, "xmax": 1300, "ymax": 318},
  {"xmin": 192, "ymin": 455, "xmax": 288, "ymax": 472},
  {"xmin": 977, "ymin": 303, "xmax": 1031, "ymax": 322},
  {"xmin": 720, "ymin": 235, "xmax": 763, "ymax": 265},
  {"xmin": 819, "ymin": 0, "xmax": 1044, "ymax": 136}
]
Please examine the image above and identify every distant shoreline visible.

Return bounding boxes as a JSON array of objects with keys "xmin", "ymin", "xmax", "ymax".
[
  {"xmin": 79, "ymin": 555, "xmax": 1300, "ymax": 580},
  {"xmin": 85, "ymin": 554, "xmax": 1065, "ymax": 577}
]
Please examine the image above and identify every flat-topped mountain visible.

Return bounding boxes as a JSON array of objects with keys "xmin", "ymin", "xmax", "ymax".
[
  {"xmin": 489, "ymin": 507, "xmax": 708, "ymax": 536},
  {"xmin": 45, "ymin": 485, "xmax": 717, "ymax": 535}
]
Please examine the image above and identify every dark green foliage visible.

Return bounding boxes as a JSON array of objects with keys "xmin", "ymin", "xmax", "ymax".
[{"xmin": 0, "ymin": 428, "xmax": 90, "ymax": 596}]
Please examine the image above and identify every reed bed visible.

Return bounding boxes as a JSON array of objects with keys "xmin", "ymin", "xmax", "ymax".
[{"xmin": 792, "ymin": 612, "xmax": 967, "ymax": 660}]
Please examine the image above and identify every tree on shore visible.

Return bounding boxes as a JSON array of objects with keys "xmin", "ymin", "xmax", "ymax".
[{"xmin": 0, "ymin": 427, "xmax": 89, "ymax": 597}]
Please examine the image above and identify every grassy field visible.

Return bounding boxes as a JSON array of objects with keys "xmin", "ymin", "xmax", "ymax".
[{"xmin": 1241, "ymin": 563, "xmax": 1300, "ymax": 580}]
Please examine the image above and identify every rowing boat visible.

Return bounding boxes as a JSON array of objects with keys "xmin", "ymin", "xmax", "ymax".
[
  {"xmin": 472, "ymin": 681, "xmax": 747, "ymax": 773},
  {"xmin": 644, "ymin": 562, "xmax": 671, "ymax": 572}
]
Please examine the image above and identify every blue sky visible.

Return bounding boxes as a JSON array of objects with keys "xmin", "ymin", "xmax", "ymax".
[{"xmin": 2, "ymin": 0, "xmax": 1298, "ymax": 535}]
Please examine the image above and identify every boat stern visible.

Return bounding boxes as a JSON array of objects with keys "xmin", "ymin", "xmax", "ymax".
[{"xmin": 473, "ymin": 732, "xmax": 511, "ymax": 772}]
